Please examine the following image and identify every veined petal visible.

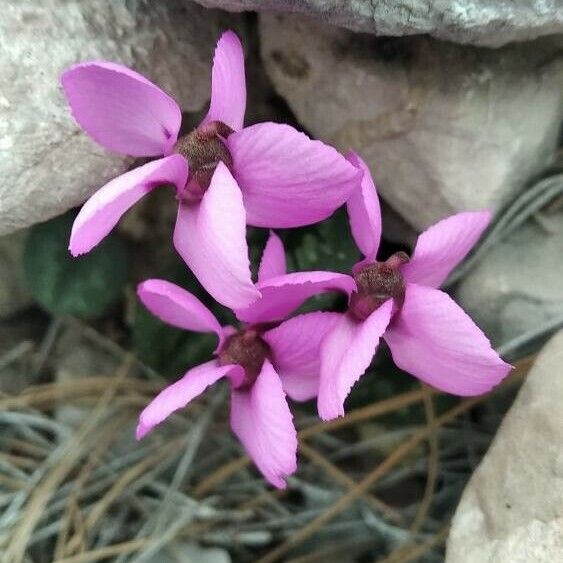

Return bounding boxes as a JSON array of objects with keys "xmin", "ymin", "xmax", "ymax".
[
  {"xmin": 264, "ymin": 312, "xmax": 342, "ymax": 401},
  {"xmin": 173, "ymin": 163, "xmax": 260, "ymax": 310},
  {"xmin": 235, "ymin": 271, "xmax": 356, "ymax": 324},
  {"xmin": 136, "ymin": 360, "xmax": 243, "ymax": 439},
  {"xmin": 228, "ymin": 123, "xmax": 361, "ymax": 227},
  {"xmin": 318, "ymin": 301, "xmax": 393, "ymax": 421},
  {"xmin": 384, "ymin": 284, "xmax": 511, "ymax": 396},
  {"xmin": 61, "ymin": 61, "xmax": 181, "ymax": 156},
  {"xmin": 69, "ymin": 155, "xmax": 188, "ymax": 256},
  {"xmin": 258, "ymin": 231, "xmax": 287, "ymax": 283},
  {"xmin": 202, "ymin": 30, "xmax": 246, "ymax": 132},
  {"xmin": 230, "ymin": 360, "xmax": 297, "ymax": 488},
  {"xmin": 401, "ymin": 211, "xmax": 491, "ymax": 288}
]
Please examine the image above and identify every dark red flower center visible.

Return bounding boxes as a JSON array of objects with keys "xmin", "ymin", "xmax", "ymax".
[
  {"xmin": 173, "ymin": 121, "xmax": 234, "ymax": 202},
  {"xmin": 349, "ymin": 252, "xmax": 410, "ymax": 321},
  {"xmin": 218, "ymin": 328, "xmax": 270, "ymax": 389}
]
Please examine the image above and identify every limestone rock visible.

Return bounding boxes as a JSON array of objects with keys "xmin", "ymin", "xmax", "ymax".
[
  {"xmin": 259, "ymin": 14, "xmax": 563, "ymax": 231},
  {"xmin": 195, "ymin": 0, "xmax": 563, "ymax": 47},
  {"xmin": 446, "ymin": 330, "xmax": 563, "ymax": 562},
  {"xmin": 0, "ymin": 0, "xmax": 243, "ymax": 235}
]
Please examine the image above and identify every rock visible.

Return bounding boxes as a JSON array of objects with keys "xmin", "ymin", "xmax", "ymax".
[
  {"xmin": 455, "ymin": 210, "xmax": 563, "ymax": 347},
  {"xmin": 195, "ymin": 0, "xmax": 563, "ymax": 47},
  {"xmin": 0, "ymin": 231, "xmax": 32, "ymax": 319},
  {"xmin": 446, "ymin": 330, "xmax": 563, "ymax": 563},
  {"xmin": 259, "ymin": 14, "xmax": 563, "ymax": 231},
  {"xmin": 149, "ymin": 542, "xmax": 231, "ymax": 563},
  {"xmin": 0, "ymin": 0, "xmax": 244, "ymax": 236}
]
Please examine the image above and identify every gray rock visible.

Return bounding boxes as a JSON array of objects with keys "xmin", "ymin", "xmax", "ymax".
[
  {"xmin": 195, "ymin": 0, "xmax": 563, "ymax": 47},
  {"xmin": 0, "ymin": 0, "xmax": 243, "ymax": 235},
  {"xmin": 455, "ymin": 211, "xmax": 563, "ymax": 347},
  {"xmin": 446, "ymin": 330, "xmax": 563, "ymax": 563},
  {"xmin": 0, "ymin": 231, "xmax": 32, "ymax": 319},
  {"xmin": 260, "ymin": 14, "xmax": 563, "ymax": 230},
  {"xmin": 149, "ymin": 542, "xmax": 231, "ymax": 563}
]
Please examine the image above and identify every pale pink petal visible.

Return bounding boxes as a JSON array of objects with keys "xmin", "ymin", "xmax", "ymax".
[
  {"xmin": 202, "ymin": 31, "xmax": 246, "ymax": 132},
  {"xmin": 173, "ymin": 163, "xmax": 260, "ymax": 310},
  {"xmin": 402, "ymin": 212, "xmax": 491, "ymax": 288},
  {"xmin": 136, "ymin": 360, "xmax": 243, "ymax": 439},
  {"xmin": 346, "ymin": 151, "xmax": 382, "ymax": 262},
  {"xmin": 69, "ymin": 155, "xmax": 188, "ymax": 256},
  {"xmin": 61, "ymin": 61, "xmax": 181, "ymax": 156},
  {"xmin": 137, "ymin": 279, "xmax": 224, "ymax": 347},
  {"xmin": 235, "ymin": 271, "xmax": 356, "ymax": 324},
  {"xmin": 228, "ymin": 123, "xmax": 361, "ymax": 227},
  {"xmin": 264, "ymin": 312, "xmax": 342, "ymax": 401},
  {"xmin": 258, "ymin": 231, "xmax": 287, "ymax": 282},
  {"xmin": 317, "ymin": 301, "xmax": 393, "ymax": 420},
  {"xmin": 384, "ymin": 284, "xmax": 511, "ymax": 396},
  {"xmin": 230, "ymin": 360, "xmax": 297, "ymax": 488}
]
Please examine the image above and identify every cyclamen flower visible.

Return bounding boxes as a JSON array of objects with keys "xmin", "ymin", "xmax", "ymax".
[
  {"xmin": 61, "ymin": 31, "xmax": 360, "ymax": 309},
  {"xmin": 135, "ymin": 234, "xmax": 348, "ymax": 488}
]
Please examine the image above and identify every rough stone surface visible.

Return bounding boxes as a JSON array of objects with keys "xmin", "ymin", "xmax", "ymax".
[
  {"xmin": 260, "ymin": 14, "xmax": 563, "ymax": 230},
  {"xmin": 0, "ymin": 231, "xmax": 32, "ymax": 319},
  {"xmin": 455, "ymin": 210, "xmax": 563, "ymax": 347},
  {"xmin": 446, "ymin": 330, "xmax": 563, "ymax": 563},
  {"xmin": 195, "ymin": 0, "xmax": 563, "ymax": 47},
  {"xmin": 0, "ymin": 0, "xmax": 244, "ymax": 235}
]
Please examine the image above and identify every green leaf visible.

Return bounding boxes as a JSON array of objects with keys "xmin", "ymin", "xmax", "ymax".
[{"xmin": 24, "ymin": 210, "xmax": 128, "ymax": 318}]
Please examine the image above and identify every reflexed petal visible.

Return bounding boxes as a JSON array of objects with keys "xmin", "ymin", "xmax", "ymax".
[
  {"xmin": 258, "ymin": 231, "xmax": 287, "ymax": 282},
  {"xmin": 317, "ymin": 301, "xmax": 393, "ymax": 420},
  {"xmin": 61, "ymin": 61, "xmax": 181, "ymax": 156},
  {"xmin": 136, "ymin": 360, "xmax": 243, "ymax": 439},
  {"xmin": 173, "ymin": 163, "xmax": 260, "ymax": 310},
  {"xmin": 235, "ymin": 271, "xmax": 356, "ymax": 324},
  {"xmin": 402, "ymin": 212, "xmax": 491, "ymax": 288},
  {"xmin": 346, "ymin": 151, "xmax": 382, "ymax": 261},
  {"xmin": 69, "ymin": 155, "xmax": 188, "ymax": 256},
  {"xmin": 264, "ymin": 312, "xmax": 342, "ymax": 401},
  {"xmin": 228, "ymin": 123, "xmax": 361, "ymax": 227},
  {"xmin": 230, "ymin": 360, "xmax": 297, "ymax": 488},
  {"xmin": 202, "ymin": 30, "xmax": 246, "ymax": 132},
  {"xmin": 384, "ymin": 284, "xmax": 511, "ymax": 395}
]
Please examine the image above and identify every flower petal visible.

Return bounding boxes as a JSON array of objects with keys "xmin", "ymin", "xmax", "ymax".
[
  {"xmin": 230, "ymin": 360, "xmax": 297, "ymax": 488},
  {"xmin": 136, "ymin": 360, "xmax": 243, "ymax": 439},
  {"xmin": 235, "ymin": 271, "xmax": 356, "ymax": 324},
  {"xmin": 202, "ymin": 30, "xmax": 246, "ymax": 132},
  {"xmin": 137, "ymin": 279, "xmax": 223, "ymax": 347},
  {"xmin": 264, "ymin": 312, "xmax": 342, "ymax": 401},
  {"xmin": 61, "ymin": 61, "xmax": 182, "ymax": 156},
  {"xmin": 173, "ymin": 163, "xmax": 261, "ymax": 310},
  {"xmin": 384, "ymin": 284, "xmax": 511, "ymax": 396},
  {"xmin": 69, "ymin": 155, "xmax": 188, "ymax": 256},
  {"xmin": 228, "ymin": 123, "xmax": 361, "ymax": 227},
  {"xmin": 258, "ymin": 231, "xmax": 287, "ymax": 282},
  {"xmin": 317, "ymin": 301, "xmax": 393, "ymax": 421},
  {"xmin": 401, "ymin": 212, "xmax": 491, "ymax": 288},
  {"xmin": 346, "ymin": 151, "xmax": 382, "ymax": 262}
]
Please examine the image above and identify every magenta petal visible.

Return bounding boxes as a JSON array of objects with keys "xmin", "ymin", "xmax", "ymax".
[
  {"xmin": 346, "ymin": 152, "xmax": 382, "ymax": 262},
  {"xmin": 228, "ymin": 123, "xmax": 361, "ymax": 227},
  {"xmin": 230, "ymin": 360, "xmax": 297, "ymax": 488},
  {"xmin": 402, "ymin": 211, "xmax": 491, "ymax": 288},
  {"xmin": 136, "ymin": 360, "xmax": 243, "ymax": 439},
  {"xmin": 173, "ymin": 163, "xmax": 260, "ymax": 310},
  {"xmin": 137, "ymin": 279, "xmax": 224, "ymax": 347},
  {"xmin": 235, "ymin": 271, "xmax": 356, "ymax": 324},
  {"xmin": 69, "ymin": 155, "xmax": 188, "ymax": 257},
  {"xmin": 61, "ymin": 61, "xmax": 181, "ymax": 156},
  {"xmin": 202, "ymin": 30, "xmax": 246, "ymax": 132},
  {"xmin": 258, "ymin": 231, "xmax": 287, "ymax": 283},
  {"xmin": 384, "ymin": 284, "xmax": 511, "ymax": 396},
  {"xmin": 317, "ymin": 301, "xmax": 393, "ymax": 421},
  {"xmin": 264, "ymin": 312, "xmax": 342, "ymax": 401}
]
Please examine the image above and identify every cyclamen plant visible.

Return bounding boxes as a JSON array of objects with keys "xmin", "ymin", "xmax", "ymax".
[{"xmin": 61, "ymin": 31, "xmax": 361, "ymax": 309}]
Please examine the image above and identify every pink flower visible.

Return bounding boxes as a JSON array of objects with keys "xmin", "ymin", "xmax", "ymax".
[
  {"xmin": 61, "ymin": 31, "xmax": 360, "ymax": 310},
  {"xmin": 135, "ymin": 233, "xmax": 346, "ymax": 488}
]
